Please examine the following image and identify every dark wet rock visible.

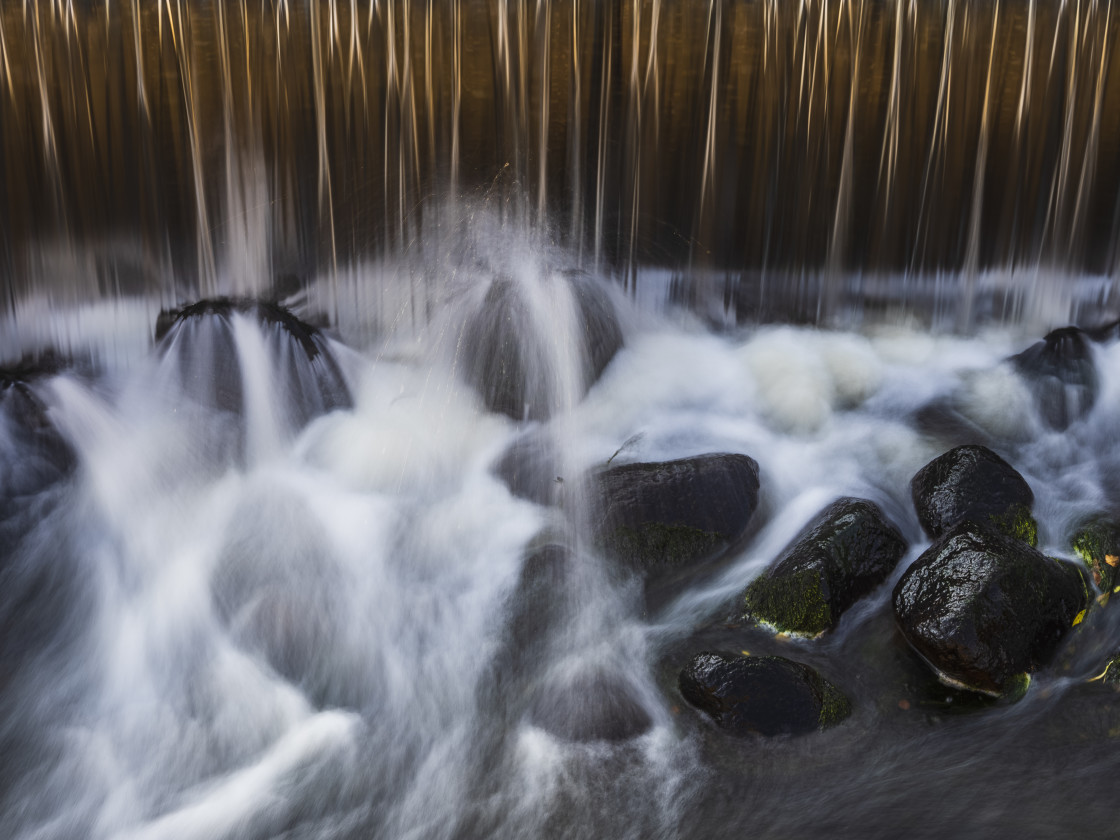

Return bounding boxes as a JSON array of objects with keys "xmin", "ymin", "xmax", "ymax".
[
  {"xmin": 591, "ymin": 453, "xmax": 760, "ymax": 577},
  {"xmin": 527, "ymin": 666, "xmax": 652, "ymax": 743},
  {"xmin": 910, "ymin": 444, "xmax": 1037, "ymax": 545},
  {"xmin": 1010, "ymin": 326, "xmax": 1098, "ymax": 430},
  {"xmin": 1071, "ymin": 516, "xmax": 1120, "ymax": 598},
  {"xmin": 460, "ymin": 272, "xmax": 623, "ymax": 421},
  {"xmin": 0, "ymin": 365, "xmax": 76, "ymax": 505},
  {"xmin": 893, "ymin": 522, "xmax": 1090, "ymax": 696},
  {"xmin": 742, "ymin": 498, "xmax": 907, "ymax": 637},
  {"xmin": 491, "ymin": 430, "xmax": 564, "ymax": 506},
  {"xmin": 156, "ymin": 298, "xmax": 352, "ymax": 429},
  {"xmin": 502, "ymin": 542, "xmax": 570, "ymax": 661},
  {"xmin": 679, "ymin": 652, "xmax": 851, "ymax": 736}
]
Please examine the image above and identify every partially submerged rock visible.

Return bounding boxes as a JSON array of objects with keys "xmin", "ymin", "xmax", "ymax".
[
  {"xmin": 0, "ymin": 362, "xmax": 76, "ymax": 505},
  {"xmin": 743, "ymin": 497, "xmax": 907, "ymax": 637},
  {"xmin": 591, "ymin": 453, "xmax": 760, "ymax": 576},
  {"xmin": 678, "ymin": 652, "xmax": 851, "ymax": 736},
  {"xmin": 156, "ymin": 298, "xmax": 352, "ymax": 430},
  {"xmin": 526, "ymin": 664, "xmax": 652, "ymax": 743},
  {"xmin": 461, "ymin": 272, "xmax": 622, "ymax": 421},
  {"xmin": 491, "ymin": 429, "xmax": 564, "ymax": 506},
  {"xmin": 893, "ymin": 522, "xmax": 1090, "ymax": 696},
  {"xmin": 1010, "ymin": 326, "xmax": 1098, "ymax": 430},
  {"xmin": 1070, "ymin": 516, "xmax": 1120, "ymax": 599},
  {"xmin": 910, "ymin": 444, "xmax": 1037, "ymax": 545}
]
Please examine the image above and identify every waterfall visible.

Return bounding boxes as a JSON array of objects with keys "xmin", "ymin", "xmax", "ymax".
[{"xmin": 3, "ymin": 3, "xmax": 1120, "ymax": 839}]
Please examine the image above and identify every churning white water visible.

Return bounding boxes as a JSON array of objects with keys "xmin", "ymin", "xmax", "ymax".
[{"xmin": 3, "ymin": 248, "xmax": 1120, "ymax": 839}]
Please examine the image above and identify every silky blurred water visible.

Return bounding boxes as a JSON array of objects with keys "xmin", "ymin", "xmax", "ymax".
[
  {"xmin": 4, "ymin": 2, "xmax": 1120, "ymax": 838},
  {"xmin": 4, "ymin": 256, "xmax": 1120, "ymax": 838}
]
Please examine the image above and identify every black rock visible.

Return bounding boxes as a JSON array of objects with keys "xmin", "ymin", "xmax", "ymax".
[
  {"xmin": 460, "ymin": 272, "xmax": 622, "ymax": 421},
  {"xmin": 156, "ymin": 298, "xmax": 352, "ymax": 429},
  {"xmin": 1010, "ymin": 326, "xmax": 1098, "ymax": 430},
  {"xmin": 678, "ymin": 652, "xmax": 851, "ymax": 736},
  {"xmin": 591, "ymin": 453, "xmax": 761, "ymax": 576},
  {"xmin": 893, "ymin": 522, "xmax": 1090, "ymax": 696},
  {"xmin": 743, "ymin": 498, "xmax": 907, "ymax": 637},
  {"xmin": 910, "ymin": 445, "xmax": 1037, "ymax": 544},
  {"xmin": 0, "ymin": 366, "xmax": 76, "ymax": 505}
]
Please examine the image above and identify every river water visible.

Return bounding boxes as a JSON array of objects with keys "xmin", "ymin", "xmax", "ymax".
[{"xmin": 3, "ymin": 2, "xmax": 1120, "ymax": 839}]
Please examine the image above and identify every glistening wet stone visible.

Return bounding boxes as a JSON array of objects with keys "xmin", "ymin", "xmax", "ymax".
[
  {"xmin": 679, "ymin": 652, "xmax": 851, "ymax": 736},
  {"xmin": 743, "ymin": 497, "xmax": 907, "ymax": 636},
  {"xmin": 893, "ymin": 522, "xmax": 1090, "ymax": 696},
  {"xmin": 910, "ymin": 444, "xmax": 1037, "ymax": 545},
  {"xmin": 591, "ymin": 453, "xmax": 761, "ymax": 576}
]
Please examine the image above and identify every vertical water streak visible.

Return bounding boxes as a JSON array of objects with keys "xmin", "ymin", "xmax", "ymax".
[
  {"xmin": 535, "ymin": 0, "xmax": 551, "ymax": 227},
  {"xmin": 171, "ymin": 0, "xmax": 217, "ymax": 297},
  {"xmin": 959, "ymin": 0, "xmax": 1001, "ymax": 331},
  {"xmin": 310, "ymin": 1, "xmax": 338, "ymax": 319},
  {"xmin": 567, "ymin": 0, "xmax": 583, "ymax": 257},
  {"xmin": 824, "ymin": 0, "xmax": 866, "ymax": 321}
]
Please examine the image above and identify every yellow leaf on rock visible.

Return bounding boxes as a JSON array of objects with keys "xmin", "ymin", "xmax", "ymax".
[
  {"xmin": 1072, "ymin": 609, "xmax": 1086, "ymax": 627},
  {"xmin": 1106, "ymin": 555, "xmax": 1119, "ymax": 567}
]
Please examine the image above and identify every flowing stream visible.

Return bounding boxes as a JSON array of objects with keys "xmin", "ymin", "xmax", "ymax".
[{"xmin": 3, "ymin": 2, "xmax": 1120, "ymax": 839}]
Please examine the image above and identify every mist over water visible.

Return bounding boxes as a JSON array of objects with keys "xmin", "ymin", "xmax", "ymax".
[{"xmin": 3, "ymin": 2, "xmax": 1120, "ymax": 839}]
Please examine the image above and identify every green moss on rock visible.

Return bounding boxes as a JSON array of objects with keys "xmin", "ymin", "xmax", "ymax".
[
  {"xmin": 602, "ymin": 522, "xmax": 725, "ymax": 569},
  {"xmin": 743, "ymin": 567, "xmax": 832, "ymax": 637},
  {"xmin": 1071, "ymin": 516, "xmax": 1120, "ymax": 594},
  {"xmin": 742, "ymin": 498, "xmax": 907, "ymax": 637},
  {"xmin": 989, "ymin": 503, "xmax": 1038, "ymax": 547},
  {"xmin": 817, "ymin": 678, "xmax": 854, "ymax": 727}
]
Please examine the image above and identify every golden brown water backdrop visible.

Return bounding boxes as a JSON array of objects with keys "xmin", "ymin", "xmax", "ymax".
[{"xmin": 1, "ymin": 0, "xmax": 1118, "ymax": 311}]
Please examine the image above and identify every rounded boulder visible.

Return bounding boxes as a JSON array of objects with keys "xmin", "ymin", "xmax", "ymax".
[
  {"xmin": 678, "ymin": 652, "xmax": 851, "ymax": 737},
  {"xmin": 893, "ymin": 521, "xmax": 1090, "ymax": 696},
  {"xmin": 910, "ymin": 444, "xmax": 1037, "ymax": 545},
  {"xmin": 743, "ymin": 497, "xmax": 907, "ymax": 637}
]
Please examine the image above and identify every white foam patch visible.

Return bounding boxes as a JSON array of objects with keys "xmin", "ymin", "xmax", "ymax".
[
  {"xmin": 740, "ymin": 328, "xmax": 835, "ymax": 434},
  {"xmin": 955, "ymin": 364, "xmax": 1039, "ymax": 440},
  {"xmin": 296, "ymin": 359, "xmax": 508, "ymax": 495}
]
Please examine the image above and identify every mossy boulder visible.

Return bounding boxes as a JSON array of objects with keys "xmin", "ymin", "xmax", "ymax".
[
  {"xmin": 742, "ymin": 497, "xmax": 907, "ymax": 637},
  {"xmin": 1071, "ymin": 516, "xmax": 1120, "ymax": 598},
  {"xmin": 156, "ymin": 298, "xmax": 352, "ymax": 429},
  {"xmin": 1010, "ymin": 326, "xmax": 1098, "ymax": 430},
  {"xmin": 911, "ymin": 444, "xmax": 1037, "ymax": 545},
  {"xmin": 461, "ymin": 272, "xmax": 622, "ymax": 421},
  {"xmin": 591, "ymin": 453, "xmax": 760, "ymax": 576},
  {"xmin": 678, "ymin": 652, "xmax": 851, "ymax": 736},
  {"xmin": 893, "ymin": 521, "xmax": 1090, "ymax": 696}
]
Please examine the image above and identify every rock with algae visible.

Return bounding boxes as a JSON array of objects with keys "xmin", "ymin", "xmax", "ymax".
[
  {"xmin": 591, "ymin": 453, "xmax": 761, "ymax": 576},
  {"xmin": 1070, "ymin": 516, "xmax": 1120, "ymax": 599},
  {"xmin": 742, "ymin": 497, "xmax": 907, "ymax": 637},
  {"xmin": 910, "ymin": 444, "xmax": 1037, "ymax": 546}
]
